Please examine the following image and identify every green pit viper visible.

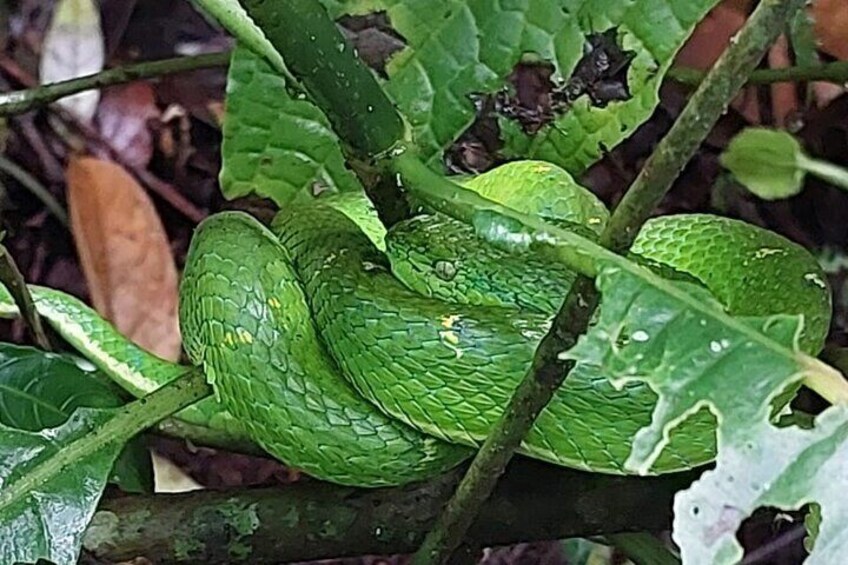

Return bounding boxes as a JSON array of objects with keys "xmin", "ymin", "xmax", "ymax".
[{"xmin": 0, "ymin": 161, "xmax": 832, "ymax": 487}]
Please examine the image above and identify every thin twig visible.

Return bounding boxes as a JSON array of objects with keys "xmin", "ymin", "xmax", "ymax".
[
  {"xmin": 0, "ymin": 154, "xmax": 68, "ymax": 225},
  {"xmin": 741, "ymin": 524, "xmax": 806, "ymax": 564},
  {"xmin": 0, "ymin": 244, "xmax": 51, "ymax": 350},
  {"xmin": 668, "ymin": 60, "xmax": 848, "ymax": 86},
  {"xmin": 0, "ymin": 52, "xmax": 230, "ymax": 117},
  {"xmin": 410, "ymin": 1, "xmax": 808, "ymax": 562},
  {"xmin": 0, "ymin": 55, "xmax": 208, "ymax": 223}
]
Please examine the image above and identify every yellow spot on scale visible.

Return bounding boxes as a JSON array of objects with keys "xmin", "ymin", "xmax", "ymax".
[
  {"xmin": 267, "ymin": 296, "xmax": 282, "ymax": 309},
  {"xmin": 531, "ymin": 163, "xmax": 551, "ymax": 174},
  {"xmin": 236, "ymin": 328, "xmax": 254, "ymax": 344},
  {"xmin": 223, "ymin": 332, "xmax": 235, "ymax": 346},
  {"xmin": 439, "ymin": 314, "xmax": 464, "ymax": 358},
  {"xmin": 441, "ymin": 314, "xmax": 461, "ymax": 329},
  {"xmin": 441, "ymin": 330, "xmax": 460, "ymax": 346},
  {"xmin": 754, "ymin": 247, "xmax": 784, "ymax": 259}
]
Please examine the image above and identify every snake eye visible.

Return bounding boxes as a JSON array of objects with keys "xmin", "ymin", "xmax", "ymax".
[{"xmin": 434, "ymin": 260, "xmax": 458, "ymax": 281}]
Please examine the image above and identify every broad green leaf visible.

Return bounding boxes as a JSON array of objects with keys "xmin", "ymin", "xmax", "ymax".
[
  {"xmin": 0, "ymin": 408, "xmax": 120, "ymax": 565},
  {"xmin": 328, "ymin": 0, "xmax": 719, "ymax": 172},
  {"xmin": 673, "ymin": 406, "xmax": 848, "ymax": 564},
  {"xmin": 40, "ymin": 0, "xmax": 104, "ymax": 122},
  {"xmin": 560, "ymin": 265, "xmax": 823, "ymax": 474},
  {"xmin": 190, "ymin": 0, "xmax": 286, "ymax": 74},
  {"xmin": 0, "ymin": 343, "xmax": 152, "ymax": 494},
  {"xmin": 720, "ymin": 128, "xmax": 806, "ymax": 200},
  {"xmin": 221, "ymin": 46, "xmax": 364, "ymax": 205},
  {"xmin": 560, "ymin": 264, "xmax": 848, "ymax": 563}
]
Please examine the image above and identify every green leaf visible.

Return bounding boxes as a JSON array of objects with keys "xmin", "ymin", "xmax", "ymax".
[
  {"xmin": 0, "ymin": 344, "xmax": 152, "ymax": 494},
  {"xmin": 0, "ymin": 407, "xmax": 120, "ymax": 565},
  {"xmin": 719, "ymin": 128, "xmax": 806, "ymax": 200},
  {"xmin": 221, "ymin": 45, "xmax": 364, "ymax": 205},
  {"xmin": 560, "ymin": 264, "xmax": 848, "ymax": 563},
  {"xmin": 331, "ymin": 0, "xmax": 719, "ymax": 172},
  {"xmin": 805, "ymin": 502, "xmax": 821, "ymax": 553},
  {"xmin": 561, "ymin": 265, "xmax": 826, "ymax": 474},
  {"xmin": 190, "ymin": 0, "xmax": 286, "ymax": 74},
  {"xmin": 721, "ymin": 127, "xmax": 848, "ymax": 199}
]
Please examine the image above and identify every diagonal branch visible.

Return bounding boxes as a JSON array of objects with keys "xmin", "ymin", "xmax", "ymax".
[{"xmin": 409, "ymin": 0, "xmax": 808, "ymax": 562}]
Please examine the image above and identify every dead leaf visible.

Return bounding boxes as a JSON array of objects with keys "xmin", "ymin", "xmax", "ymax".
[
  {"xmin": 813, "ymin": 0, "xmax": 848, "ymax": 60},
  {"xmin": 40, "ymin": 0, "xmax": 105, "ymax": 122},
  {"xmin": 767, "ymin": 35, "xmax": 799, "ymax": 127},
  {"xmin": 676, "ymin": 3, "xmax": 747, "ymax": 71},
  {"xmin": 66, "ymin": 156, "xmax": 181, "ymax": 361},
  {"xmin": 97, "ymin": 82, "xmax": 160, "ymax": 168},
  {"xmin": 675, "ymin": 4, "xmax": 762, "ymax": 123}
]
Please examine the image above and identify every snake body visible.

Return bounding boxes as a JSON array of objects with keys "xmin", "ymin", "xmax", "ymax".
[{"xmin": 0, "ymin": 161, "xmax": 831, "ymax": 487}]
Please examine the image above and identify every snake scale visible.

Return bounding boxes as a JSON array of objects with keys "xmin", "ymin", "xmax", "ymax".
[{"xmin": 0, "ymin": 161, "xmax": 831, "ymax": 487}]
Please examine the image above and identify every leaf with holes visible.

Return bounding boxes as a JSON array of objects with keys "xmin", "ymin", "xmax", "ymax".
[
  {"xmin": 0, "ymin": 407, "xmax": 120, "ymax": 565},
  {"xmin": 221, "ymin": 45, "xmax": 364, "ymax": 205},
  {"xmin": 560, "ymin": 263, "xmax": 848, "ymax": 563},
  {"xmin": 0, "ymin": 343, "xmax": 152, "ymax": 494},
  {"xmin": 327, "ymin": 0, "xmax": 719, "ymax": 172},
  {"xmin": 674, "ymin": 406, "xmax": 848, "ymax": 564}
]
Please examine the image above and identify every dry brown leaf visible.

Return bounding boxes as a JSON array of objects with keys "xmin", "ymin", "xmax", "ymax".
[
  {"xmin": 66, "ymin": 156, "xmax": 181, "ymax": 361},
  {"xmin": 675, "ymin": 3, "xmax": 747, "ymax": 71},
  {"xmin": 813, "ymin": 0, "xmax": 848, "ymax": 60},
  {"xmin": 675, "ymin": 3, "xmax": 762, "ymax": 123},
  {"xmin": 767, "ymin": 34, "xmax": 799, "ymax": 126}
]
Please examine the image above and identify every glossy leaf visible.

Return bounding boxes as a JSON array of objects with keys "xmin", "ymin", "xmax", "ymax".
[
  {"xmin": 328, "ymin": 0, "xmax": 720, "ymax": 172},
  {"xmin": 0, "ymin": 343, "xmax": 152, "ymax": 494},
  {"xmin": 0, "ymin": 408, "xmax": 119, "ymax": 565},
  {"xmin": 221, "ymin": 45, "xmax": 364, "ymax": 205},
  {"xmin": 191, "ymin": 0, "xmax": 286, "ymax": 73}
]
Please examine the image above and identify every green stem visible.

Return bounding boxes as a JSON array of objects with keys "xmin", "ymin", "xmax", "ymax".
[
  {"xmin": 0, "ymin": 244, "xmax": 51, "ymax": 350},
  {"xmin": 797, "ymin": 154, "xmax": 848, "ymax": 191},
  {"xmin": 667, "ymin": 60, "xmax": 848, "ymax": 86},
  {"xmin": 0, "ymin": 369, "xmax": 210, "ymax": 511},
  {"xmin": 240, "ymin": 0, "xmax": 404, "ymax": 156},
  {"xmin": 0, "ymin": 52, "xmax": 230, "ymax": 117},
  {"xmin": 0, "ymin": 154, "xmax": 68, "ymax": 224},
  {"xmin": 606, "ymin": 533, "xmax": 681, "ymax": 565},
  {"xmin": 407, "ymin": 0, "xmax": 810, "ymax": 562}
]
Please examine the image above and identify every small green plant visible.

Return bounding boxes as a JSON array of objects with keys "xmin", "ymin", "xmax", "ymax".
[
  {"xmin": 721, "ymin": 127, "xmax": 848, "ymax": 199},
  {"xmin": 1, "ymin": 1, "xmax": 848, "ymax": 564}
]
